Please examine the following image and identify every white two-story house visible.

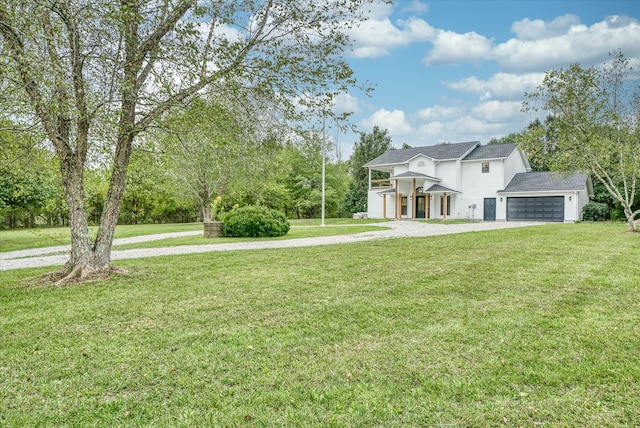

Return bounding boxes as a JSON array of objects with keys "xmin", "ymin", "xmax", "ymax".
[{"xmin": 364, "ymin": 141, "xmax": 593, "ymax": 222}]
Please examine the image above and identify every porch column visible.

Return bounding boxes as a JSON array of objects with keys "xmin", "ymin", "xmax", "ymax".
[
  {"xmin": 412, "ymin": 178, "xmax": 416, "ymax": 219},
  {"xmin": 443, "ymin": 192, "xmax": 448, "ymax": 221},
  {"xmin": 394, "ymin": 181, "xmax": 400, "ymax": 220},
  {"xmin": 383, "ymin": 194, "xmax": 387, "ymax": 219},
  {"xmin": 426, "ymin": 193, "xmax": 430, "ymax": 219}
]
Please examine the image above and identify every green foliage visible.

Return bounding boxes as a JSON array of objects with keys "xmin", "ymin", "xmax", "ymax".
[
  {"xmin": 156, "ymin": 96, "xmax": 258, "ymax": 223},
  {"xmin": 522, "ymin": 51, "xmax": 640, "ymax": 230},
  {"xmin": 0, "ymin": 0, "xmax": 376, "ymax": 269},
  {"xmin": 119, "ymin": 150, "xmax": 196, "ymax": 225},
  {"xmin": 487, "ymin": 132, "xmax": 518, "ymax": 145},
  {"xmin": 582, "ymin": 202, "xmax": 610, "ymax": 221},
  {"xmin": 342, "ymin": 126, "xmax": 393, "ymax": 214},
  {"xmin": 350, "ymin": 126, "xmax": 393, "ymax": 187},
  {"xmin": 222, "ymin": 205, "xmax": 290, "ymax": 238},
  {"xmin": 342, "ymin": 181, "xmax": 368, "ymax": 213},
  {"xmin": 0, "ymin": 121, "xmax": 65, "ymax": 228},
  {"xmin": 277, "ymin": 134, "xmax": 348, "ymax": 219},
  {"xmin": 515, "ymin": 117, "xmax": 561, "ymax": 172}
]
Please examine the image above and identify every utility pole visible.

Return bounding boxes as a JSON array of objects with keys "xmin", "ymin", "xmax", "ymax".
[{"xmin": 321, "ymin": 115, "xmax": 326, "ymax": 227}]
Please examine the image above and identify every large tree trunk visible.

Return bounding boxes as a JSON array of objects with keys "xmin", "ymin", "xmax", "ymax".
[
  {"xmin": 51, "ymin": 146, "xmax": 132, "ymax": 283},
  {"xmin": 201, "ymin": 192, "xmax": 212, "ymax": 223},
  {"xmin": 624, "ymin": 208, "xmax": 638, "ymax": 232}
]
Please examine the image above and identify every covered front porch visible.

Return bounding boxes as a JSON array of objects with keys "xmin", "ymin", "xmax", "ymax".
[{"xmin": 375, "ymin": 173, "xmax": 460, "ymax": 220}]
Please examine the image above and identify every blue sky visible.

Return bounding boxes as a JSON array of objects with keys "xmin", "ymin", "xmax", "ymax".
[{"xmin": 330, "ymin": 0, "xmax": 640, "ymax": 157}]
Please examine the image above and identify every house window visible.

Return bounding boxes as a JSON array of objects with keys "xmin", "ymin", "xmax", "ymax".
[
  {"xmin": 482, "ymin": 162, "xmax": 490, "ymax": 173},
  {"xmin": 401, "ymin": 197, "xmax": 408, "ymax": 215},
  {"xmin": 417, "ymin": 160, "xmax": 426, "ymax": 167}
]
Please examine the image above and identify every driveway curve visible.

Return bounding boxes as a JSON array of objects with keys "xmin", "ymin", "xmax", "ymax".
[{"xmin": 1, "ymin": 221, "xmax": 545, "ymax": 271}]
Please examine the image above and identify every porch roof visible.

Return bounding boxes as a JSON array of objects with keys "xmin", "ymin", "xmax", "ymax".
[
  {"xmin": 390, "ymin": 171, "xmax": 440, "ymax": 181},
  {"xmin": 376, "ymin": 188, "xmax": 396, "ymax": 196},
  {"xmin": 425, "ymin": 184, "xmax": 460, "ymax": 194}
]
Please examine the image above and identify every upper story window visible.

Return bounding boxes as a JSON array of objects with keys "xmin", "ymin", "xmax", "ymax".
[
  {"xmin": 482, "ymin": 162, "xmax": 490, "ymax": 173},
  {"xmin": 417, "ymin": 160, "xmax": 426, "ymax": 168}
]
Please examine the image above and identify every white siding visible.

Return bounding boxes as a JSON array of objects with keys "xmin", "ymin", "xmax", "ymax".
[
  {"xmin": 460, "ymin": 160, "xmax": 505, "ymax": 220},
  {"xmin": 367, "ymin": 189, "xmax": 396, "ymax": 219},
  {"xmin": 408, "ymin": 156, "xmax": 436, "ymax": 176},
  {"xmin": 503, "ymin": 150, "xmax": 529, "ymax": 187},
  {"xmin": 434, "ymin": 160, "xmax": 458, "ymax": 189}
]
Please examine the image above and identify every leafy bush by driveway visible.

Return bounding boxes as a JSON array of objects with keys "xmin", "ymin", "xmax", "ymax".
[{"xmin": 222, "ymin": 205, "xmax": 290, "ymax": 237}]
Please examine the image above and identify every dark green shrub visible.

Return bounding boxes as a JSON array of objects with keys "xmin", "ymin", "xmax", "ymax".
[
  {"xmin": 582, "ymin": 201, "xmax": 610, "ymax": 221},
  {"xmin": 222, "ymin": 205, "xmax": 290, "ymax": 238}
]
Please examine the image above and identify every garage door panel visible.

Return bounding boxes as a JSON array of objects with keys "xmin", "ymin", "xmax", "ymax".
[{"xmin": 507, "ymin": 196, "xmax": 564, "ymax": 222}]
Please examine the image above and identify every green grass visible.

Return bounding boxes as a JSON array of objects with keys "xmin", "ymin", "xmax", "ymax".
[
  {"xmin": 0, "ymin": 223, "xmax": 202, "ymax": 252},
  {"xmin": 2, "ymin": 223, "xmax": 640, "ymax": 426}
]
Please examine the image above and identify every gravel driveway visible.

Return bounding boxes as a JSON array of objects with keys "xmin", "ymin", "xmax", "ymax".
[{"xmin": 1, "ymin": 221, "xmax": 545, "ymax": 271}]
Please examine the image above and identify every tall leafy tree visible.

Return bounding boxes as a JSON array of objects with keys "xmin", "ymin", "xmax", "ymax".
[
  {"xmin": 0, "ymin": 0, "xmax": 374, "ymax": 281},
  {"xmin": 282, "ymin": 132, "xmax": 347, "ymax": 219},
  {"xmin": 157, "ymin": 96, "xmax": 256, "ymax": 222},
  {"xmin": 342, "ymin": 126, "xmax": 393, "ymax": 214},
  {"xmin": 514, "ymin": 117, "xmax": 559, "ymax": 172},
  {"xmin": 0, "ymin": 120, "xmax": 61, "ymax": 228},
  {"xmin": 522, "ymin": 52, "xmax": 640, "ymax": 232}
]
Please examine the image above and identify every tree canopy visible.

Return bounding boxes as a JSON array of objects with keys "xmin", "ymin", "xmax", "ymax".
[
  {"xmin": 522, "ymin": 52, "xmax": 640, "ymax": 231},
  {"xmin": 342, "ymin": 126, "xmax": 393, "ymax": 214},
  {"xmin": 0, "ymin": 0, "xmax": 375, "ymax": 281}
]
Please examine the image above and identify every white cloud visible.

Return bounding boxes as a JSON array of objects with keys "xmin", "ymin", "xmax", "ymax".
[
  {"xmin": 362, "ymin": 109, "xmax": 414, "ymax": 135},
  {"xmin": 511, "ymin": 14, "xmax": 581, "ymax": 40},
  {"xmin": 417, "ymin": 105, "xmax": 464, "ymax": 121},
  {"xmin": 423, "ymin": 30, "xmax": 492, "ymax": 66},
  {"xmin": 362, "ymin": 0, "xmax": 395, "ymax": 20},
  {"xmin": 444, "ymin": 72, "xmax": 545, "ymax": 100},
  {"xmin": 471, "ymin": 100, "xmax": 523, "ymax": 123},
  {"xmin": 492, "ymin": 15, "xmax": 640, "ymax": 71},
  {"xmin": 348, "ymin": 16, "xmax": 435, "ymax": 58},
  {"xmin": 332, "ymin": 92, "xmax": 360, "ymax": 115},
  {"xmin": 401, "ymin": 0, "xmax": 429, "ymax": 14}
]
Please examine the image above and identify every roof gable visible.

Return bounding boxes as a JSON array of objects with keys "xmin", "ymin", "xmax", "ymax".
[{"xmin": 364, "ymin": 141, "xmax": 479, "ymax": 167}]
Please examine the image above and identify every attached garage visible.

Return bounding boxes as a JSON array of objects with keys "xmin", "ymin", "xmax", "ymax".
[
  {"xmin": 499, "ymin": 172, "xmax": 594, "ymax": 223},
  {"xmin": 507, "ymin": 196, "xmax": 564, "ymax": 222}
]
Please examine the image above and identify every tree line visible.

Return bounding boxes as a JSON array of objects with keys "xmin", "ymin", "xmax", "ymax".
[{"xmin": 0, "ymin": 118, "xmax": 392, "ymax": 228}]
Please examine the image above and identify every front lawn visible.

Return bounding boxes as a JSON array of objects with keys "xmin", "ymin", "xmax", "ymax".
[
  {"xmin": 1, "ymin": 223, "xmax": 639, "ymax": 426},
  {"xmin": 0, "ymin": 219, "xmax": 386, "ymax": 253}
]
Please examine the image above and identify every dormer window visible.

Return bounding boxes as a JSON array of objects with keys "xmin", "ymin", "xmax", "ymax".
[{"xmin": 482, "ymin": 162, "xmax": 490, "ymax": 173}]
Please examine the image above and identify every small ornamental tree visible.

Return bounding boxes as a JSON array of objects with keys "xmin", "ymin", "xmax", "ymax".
[{"xmin": 522, "ymin": 52, "xmax": 640, "ymax": 232}]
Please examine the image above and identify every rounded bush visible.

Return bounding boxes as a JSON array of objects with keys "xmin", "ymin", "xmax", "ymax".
[
  {"xmin": 582, "ymin": 201, "xmax": 610, "ymax": 221},
  {"xmin": 222, "ymin": 205, "xmax": 290, "ymax": 238}
]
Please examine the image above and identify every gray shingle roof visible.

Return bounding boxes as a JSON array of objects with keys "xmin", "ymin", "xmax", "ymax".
[
  {"xmin": 462, "ymin": 143, "xmax": 517, "ymax": 160},
  {"xmin": 390, "ymin": 171, "xmax": 440, "ymax": 181},
  {"xmin": 376, "ymin": 189, "xmax": 396, "ymax": 195},
  {"xmin": 425, "ymin": 184, "xmax": 460, "ymax": 193},
  {"xmin": 364, "ymin": 141, "xmax": 479, "ymax": 167},
  {"xmin": 501, "ymin": 171, "xmax": 589, "ymax": 192}
]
